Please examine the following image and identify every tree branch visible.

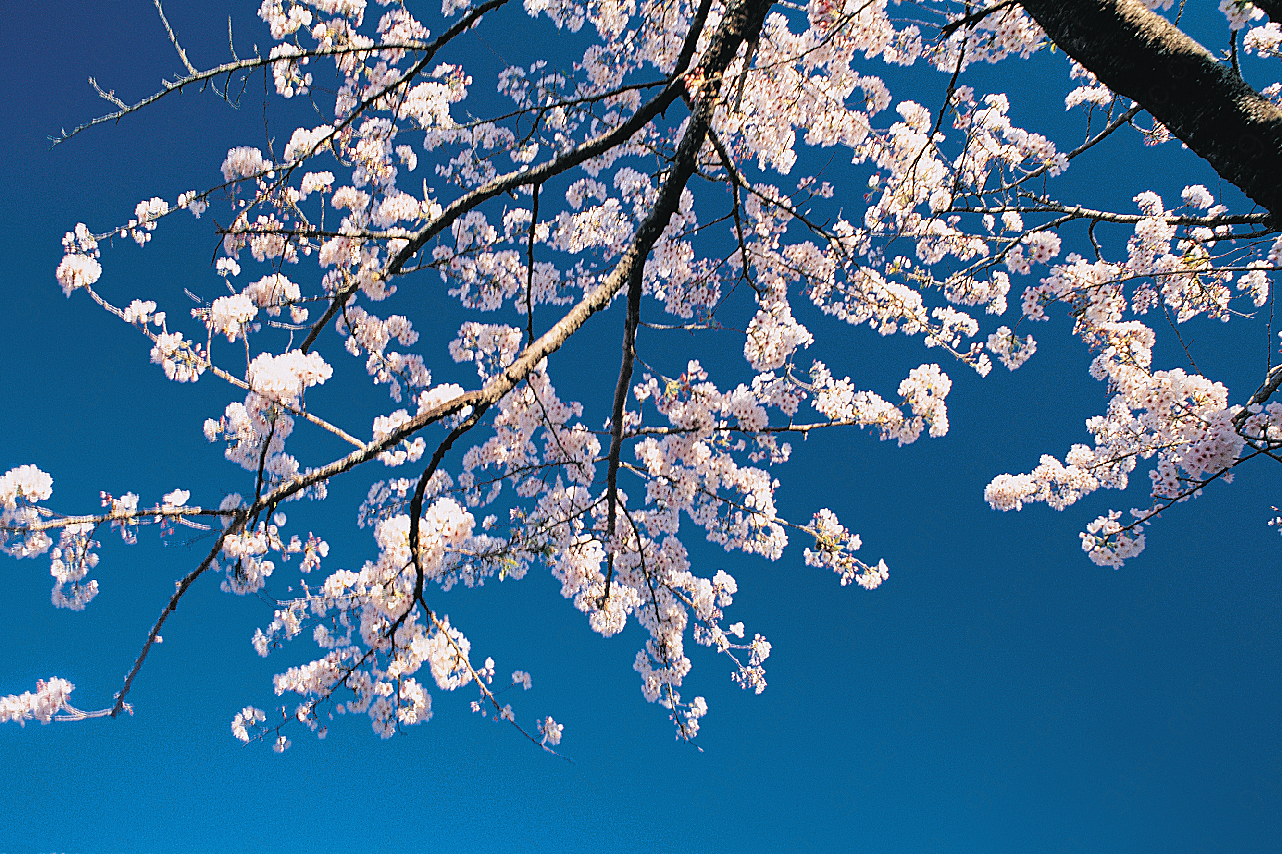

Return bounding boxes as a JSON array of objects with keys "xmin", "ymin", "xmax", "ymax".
[
  {"xmin": 384, "ymin": 0, "xmax": 717, "ymax": 279},
  {"xmin": 601, "ymin": 217, "xmax": 646, "ymax": 603},
  {"xmin": 1019, "ymin": 0, "xmax": 1282, "ymax": 220},
  {"xmin": 112, "ymin": 520, "xmax": 239, "ymax": 716},
  {"xmin": 939, "ymin": 1, "xmax": 1020, "ymax": 38}
]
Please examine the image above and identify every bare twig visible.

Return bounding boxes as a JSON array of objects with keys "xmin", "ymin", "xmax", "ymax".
[{"xmin": 154, "ymin": 0, "xmax": 198, "ymax": 76}]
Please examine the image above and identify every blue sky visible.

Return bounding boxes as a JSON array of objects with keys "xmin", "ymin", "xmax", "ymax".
[{"xmin": 1, "ymin": 2, "xmax": 1279, "ymax": 852}]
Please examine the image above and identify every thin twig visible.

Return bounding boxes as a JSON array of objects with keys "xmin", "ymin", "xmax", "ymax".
[{"xmin": 154, "ymin": 0, "xmax": 198, "ymax": 75}]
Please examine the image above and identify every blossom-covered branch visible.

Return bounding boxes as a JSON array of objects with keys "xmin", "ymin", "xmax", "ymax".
[{"xmin": 9, "ymin": 0, "xmax": 1280, "ymax": 750}]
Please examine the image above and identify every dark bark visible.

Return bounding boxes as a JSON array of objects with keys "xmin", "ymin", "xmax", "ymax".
[
  {"xmin": 1254, "ymin": 0, "xmax": 1282, "ymax": 24},
  {"xmin": 1019, "ymin": 0, "xmax": 1282, "ymax": 221}
]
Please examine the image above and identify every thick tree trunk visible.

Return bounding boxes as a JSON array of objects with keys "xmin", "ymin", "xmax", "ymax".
[{"xmin": 1019, "ymin": 0, "xmax": 1282, "ymax": 221}]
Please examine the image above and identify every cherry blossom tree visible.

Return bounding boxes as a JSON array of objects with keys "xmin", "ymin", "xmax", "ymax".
[{"xmin": 3, "ymin": 0, "xmax": 1280, "ymax": 749}]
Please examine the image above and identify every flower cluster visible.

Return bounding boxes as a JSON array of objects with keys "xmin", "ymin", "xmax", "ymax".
[
  {"xmin": 19, "ymin": 0, "xmax": 1280, "ymax": 750},
  {"xmin": 0, "ymin": 465, "xmax": 55, "ymax": 559},
  {"xmin": 0, "ymin": 679, "xmax": 76, "ymax": 726},
  {"xmin": 1221, "ymin": 0, "xmax": 1264, "ymax": 31},
  {"xmin": 50, "ymin": 523, "xmax": 100, "ymax": 610},
  {"xmin": 56, "ymin": 223, "xmax": 102, "ymax": 296},
  {"xmin": 803, "ymin": 509, "xmax": 887, "ymax": 590}
]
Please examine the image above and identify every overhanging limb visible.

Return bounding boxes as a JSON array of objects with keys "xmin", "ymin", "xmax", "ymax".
[{"xmin": 1020, "ymin": 0, "xmax": 1282, "ymax": 221}]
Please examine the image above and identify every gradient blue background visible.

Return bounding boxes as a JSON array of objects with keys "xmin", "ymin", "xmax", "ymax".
[{"xmin": 1, "ymin": 2, "xmax": 1279, "ymax": 852}]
